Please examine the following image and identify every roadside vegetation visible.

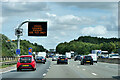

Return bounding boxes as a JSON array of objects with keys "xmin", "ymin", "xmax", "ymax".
[
  {"xmin": 56, "ymin": 36, "xmax": 120, "ymax": 55},
  {"xmin": 1, "ymin": 34, "xmax": 47, "ymax": 56}
]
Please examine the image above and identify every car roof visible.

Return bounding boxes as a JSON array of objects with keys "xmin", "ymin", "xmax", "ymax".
[{"xmin": 20, "ymin": 55, "xmax": 33, "ymax": 58}]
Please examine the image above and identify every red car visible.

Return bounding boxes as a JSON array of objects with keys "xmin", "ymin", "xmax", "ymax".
[{"xmin": 17, "ymin": 55, "xmax": 36, "ymax": 71}]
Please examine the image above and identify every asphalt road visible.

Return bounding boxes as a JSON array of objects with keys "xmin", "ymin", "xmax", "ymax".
[
  {"xmin": 1, "ymin": 58, "xmax": 119, "ymax": 79},
  {"xmin": 2, "ymin": 60, "xmax": 51, "ymax": 78},
  {"xmin": 45, "ymin": 59, "xmax": 119, "ymax": 79}
]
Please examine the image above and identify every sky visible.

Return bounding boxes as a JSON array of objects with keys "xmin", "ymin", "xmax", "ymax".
[{"xmin": 0, "ymin": 0, "xmax": 119, "ymax": 50}]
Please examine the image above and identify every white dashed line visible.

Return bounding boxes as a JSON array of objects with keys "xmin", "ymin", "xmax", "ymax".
[
  {"xmin": 47, "ymin": 69, "xmax": 49, "ymax": 71},
  {"xmin": 73, "ymin": 65, "xmax": 75, "ymax": 66},
  {"xmin": 83, "ymin": 69, "xmax": 86, "ymax": 71},
  {"xmin": 92, "ymin": 73, "xmax": 97, "ymax": 76},
  {"xmin": 77, "ymin": 66, "xmax": 79, "ymax": 68},
  {"xmin": 106, "ymin": 66, "xmax": 108, "ymax": 67},
  {"xmin": 43, "ymin": 73, "xmax": 46, "ymax": 76}
]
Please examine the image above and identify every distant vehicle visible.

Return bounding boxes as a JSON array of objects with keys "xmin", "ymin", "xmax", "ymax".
[
  {"xmin": 88, "ymin": 54, "xmax": 97, "ymax": 63},
  {"xmin": 36, "ymin": 56, "xmax": 46, "ymax": 64},
  {"xmin": 57, "ymin": 55, "xmax": 68, "ymax": 64},
  {"xmin": 35, "ymin": 52, "xmax": 46, "ymax": 62},
  {"xmin": 109, "ymin": 54, "xmax": 119, "ymax": 59},
  {"xmin": 55, "ymin": 54, "xmax": 59, "ymax": 56},
  {"xmin": 81, "ymin": 55, "xmax": 93, "ymax": 65},
  {"xmin": 71, "ymin": 51, "xmax": 75, "ymax": 58},
  {"xmin": 92, "ymin": 50, "xmax": 101, "ymax": 57},
  {"xmin": 17, "ymin": 55, "xmax": 36, "ymax": 71},
  {"xmin": 65, "ymin": 52, "xmax": 71, "ymax": 59},
  {"xmin": 52, "ymin": 56, "xmax": 59, "ymax": 61},
  {"xmin": 74, "ymin": 55, "xmax": 82, "ymax": 61}
]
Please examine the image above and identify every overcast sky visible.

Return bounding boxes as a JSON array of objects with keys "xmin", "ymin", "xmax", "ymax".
[{"xmin": 1, "ymin": 1, "xmax": 118, "ymax": 50}]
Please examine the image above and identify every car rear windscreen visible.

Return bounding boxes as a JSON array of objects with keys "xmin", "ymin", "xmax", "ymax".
[
  {"xmin": 59, "ymin": 56, "xmax": 66, "ymax": 58},
  {"xmin": 85, "ymin": 56, "xmax": 92, "ymax": 59},
  {"xmin": 20, "ymin": 57, "xmax": 32, "ymax": 63}
]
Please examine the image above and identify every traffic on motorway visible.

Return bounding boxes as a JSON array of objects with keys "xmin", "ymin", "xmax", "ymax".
[{"xmin": 16, "ymin": 51, "xmax": 100, "ymax": 71}]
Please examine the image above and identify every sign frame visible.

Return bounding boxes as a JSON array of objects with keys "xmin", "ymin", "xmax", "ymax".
[{"xmin": 28, "ymin": 21, "xmax": 47, "ymax": 36}]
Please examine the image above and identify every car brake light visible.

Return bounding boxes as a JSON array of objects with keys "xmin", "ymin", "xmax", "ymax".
[
  {"xmin": 18, "ymin": 59, "xmax": 20, "ymax": 62},
  {"xmin": 84, "ymin": 56, "xmax": 85, "ymax": 59},
  {"xmin": 42, "ymin": 59, "xmax": 44, "ymax": 60},
  {"xmin": 58, "ymin": 58, "xmax": 60, "ymax": 59},
  {"xmin": 65, "ymin": 58, "xmax": 68, "ymax": 60}
]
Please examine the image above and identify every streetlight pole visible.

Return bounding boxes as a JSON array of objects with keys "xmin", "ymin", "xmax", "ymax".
[{"xmin": 16, "ymin": 21, "xmax": 29, "ymax": 56}]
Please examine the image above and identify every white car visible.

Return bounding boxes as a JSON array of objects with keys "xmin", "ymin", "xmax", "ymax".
[{"xmin": 88, "ymin": 54, "xmax": 97, "ymax": 63}]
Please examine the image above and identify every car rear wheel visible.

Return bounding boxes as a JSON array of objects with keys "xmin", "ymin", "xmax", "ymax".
[
  {"xmin": 17, "ymin": 68, "xmax": 20, "ymax": 71},
  {"xmin": 57, "ymin": 62, "xmax": 59, "ymax": 64},
  {"xmin": 43, "ymin": 62, "xmax": 45, "ymax": 64},
  {"xmin": 81, "ymin": 62, "xmax": 84, "ymax": 65},
  {"xmin": 32, "ymin": 68, "xmax": 36, "ymax": 71}
]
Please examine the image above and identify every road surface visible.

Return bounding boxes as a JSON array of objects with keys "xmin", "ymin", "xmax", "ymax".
[
  {"xmin": 1, "ymin": 58, "xmax": 119, "ymax": 80},
  {"xmin": 45, "ymin": 59, "xmax": 118, "ymax": 78}
]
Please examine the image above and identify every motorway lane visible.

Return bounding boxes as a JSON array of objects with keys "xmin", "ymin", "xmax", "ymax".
[
  {"xmin": 2, "ymin": 60, "xmax": 51, "ymax": 78},
  {"xmin": 44, "ymin": 59, "xmax": 118, "ymax": 78}
]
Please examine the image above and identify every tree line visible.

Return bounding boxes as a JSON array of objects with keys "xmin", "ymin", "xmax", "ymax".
[
  {"xmin": 1, "ymin": 34, "xmax": 46, "ymax": 56},
  {"xmin": 56, "ymin": 36, "xmax": 120, "ymax": 55}
]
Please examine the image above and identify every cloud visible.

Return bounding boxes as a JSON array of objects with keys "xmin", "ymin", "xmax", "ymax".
[
  {"xmin": 2, "ymin": 2, "xmax": 50, "ymax": 16},
  {"xmin": 56, "ymin": 2, "xmax": 117, "ymax": 10},
  {"xmin": 46, "ymin": 13, "xmax": 56, "ymax": 17},
  {"xmin": 60, "ymin": 32, "xmax": 66, "ymax": 36},
  {"xmin": 2, "ymin": 0, "xmax": 119, "ymax": 2},
  {"xmin": 81, "ymin": 25, "xmax": 107, "ymax": 36}
]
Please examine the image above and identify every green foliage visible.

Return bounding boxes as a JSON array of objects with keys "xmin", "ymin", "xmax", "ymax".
[
  {"xmin": 1, "ymin": 34, "xmax": 46, "ymax": 56},
  {"xmin": 56, "ymin": 36, "xmax": 119, "ymax": 55}
]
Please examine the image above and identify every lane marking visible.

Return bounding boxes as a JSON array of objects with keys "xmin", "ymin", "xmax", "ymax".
[
  {"xmin": 2, "ymin": 68, "xmax": 16, "ymax": 74},
  {"xmin": 73, "ymin": 65, "xmax": 75, "ymax": 66},
  {"xmin": 92, "ymin": 73, "xmax": 97, "ymax": 76},
  {"xmin": 47, "ymin": 69, "xmax": 49, "ymax": 71},
  {"xmin": 77, "ymin": 66, "xmax": 79, "ymax": 68},
  {"xmin": 43, "ymin": 73, "xmax": 46, "ymax": 76},
  {"xmin": 83, "ymin": 69, "xmax": 86, "ymax": 71},
  {"xmin": 106, "ymin": 66, "xmax": 108, "ymax": 67}
]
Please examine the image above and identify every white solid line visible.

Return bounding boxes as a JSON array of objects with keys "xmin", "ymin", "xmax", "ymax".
[
  {"xmin": 2, "ymin": 68, "xmax": 16, "ymax": 74},
  {"xmin": 43, "ymin": 73, "xmax": 46, "ymax": 76},
  {"xmin": 83, "ymin": 69, "xmax": 86, "ymax": 70},
  {"xmin": 92, "ymin": 73, "xmax": 97, "ymax": 76}
]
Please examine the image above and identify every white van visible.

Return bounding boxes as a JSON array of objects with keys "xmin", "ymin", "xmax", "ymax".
[
  {"xmin": 88, "ymin": 54, "xmax": 97, "ymax": 63},
  {"xmin": 65, "ymin": 52, "xmax": 71, "ymax": 59}
]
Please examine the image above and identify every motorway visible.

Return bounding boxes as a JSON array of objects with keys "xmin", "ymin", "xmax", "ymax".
[{"xmin": 1, "ymin": 58, "xmax": 119, "ymax": 79}]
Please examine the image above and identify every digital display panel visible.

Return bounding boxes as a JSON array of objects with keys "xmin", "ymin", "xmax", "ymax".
[{"xmin": 28, "ymin": 22, "xmax": 47, "ymax": 36}]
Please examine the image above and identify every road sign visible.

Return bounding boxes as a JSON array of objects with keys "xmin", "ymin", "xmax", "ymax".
[
  {"xmin": 15, "ymin": 28, "xmax": 23, "ymax": 36},
  {"xmin": 16, "ymin": 49, "xmax": 20, "ymax": 54},
  {"xmin": 28, "ymin": 21, "xmax": 47, "ymax": 36},
  {"xmin": 98, "ymin": 50, "xmax": 101, "ymax": 54},
  {"xmin": 28, "ymin": 48, "xmax": 32, "ymax": 55}
]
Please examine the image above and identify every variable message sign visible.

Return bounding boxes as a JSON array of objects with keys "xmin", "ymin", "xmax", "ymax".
[{"xmin": 28, "ymin": 21, "xmax": 47, "ymax": 36}]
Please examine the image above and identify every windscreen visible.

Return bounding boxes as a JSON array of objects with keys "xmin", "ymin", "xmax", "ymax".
[
  {"xmin": 37, "ymin": 56, "xmax": 43, "ymax": 59},
  {"xmin": 85, "ymin": 56, "xmax": 92, "ymax": 59},
  {"xmin": 20, "ymin": 57, "xmax": 32, "ymax": 63},
  {"xmin": 59, "ymin": 56, "xmax": 66, "ymax": 58}
]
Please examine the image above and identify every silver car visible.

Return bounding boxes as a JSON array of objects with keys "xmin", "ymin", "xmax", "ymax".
[{"xmin": 52, "ymin": 56, "xmax": 59, "ymax": 61}]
